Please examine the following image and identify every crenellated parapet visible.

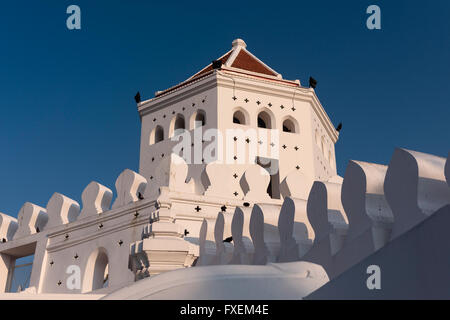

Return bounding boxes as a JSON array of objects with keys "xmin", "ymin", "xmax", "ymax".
[
  {"xmin": 0, "ymin": 167, "xmax": 154, "ymax": 294},
  {"xmin": 1, "ymin": 147, "xmax": 449, "ymax": 296},
  {"xmin": 191, "ymin": 147, "xmax": 450, "ymax": 285}
]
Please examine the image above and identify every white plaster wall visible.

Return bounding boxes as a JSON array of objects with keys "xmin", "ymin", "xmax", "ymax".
[
  {"xmin": 139, "ymin": 85, "xmax": 218, "ymax": 195},
  {"xmin": 216, "ymin": 73, "xmax": 337, "ymax": 190}
]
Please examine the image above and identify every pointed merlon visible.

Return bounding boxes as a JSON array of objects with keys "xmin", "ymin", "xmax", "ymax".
[
  {"xmin": 14, "ymin": 202, "xmax": 48, "ymax": 240},
  {"xmin": 341, "ymin": 160, "xmax": 393, "ymax": 250},
  {"xmin": 46, "ymin": 193, "xmax": 80, "ymax": 229},
  {"xmin": 0, "ymin": 212, "xmax": 18, "ymax": 242},
  {"xmin": 80, "ymin": 181, "xmax": 113, "ymax": 218},
  {"xmin": 112, "ymin": 169, "xmax": 147, "ymax": 209}
]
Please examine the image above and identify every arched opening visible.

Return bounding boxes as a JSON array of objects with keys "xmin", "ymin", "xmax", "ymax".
[
  {"xmin": 82, "ymin": 248, "xmax": 109, "ymax": 293},
  {"xmin": 257, "ymin": 110, "xmax": 273, "ymax": 129},
  {"xmin": 170, "ymin": 114, "xmax": 186, "ymax": 137},
  {"xmin": 195, "ymin": 111, "xmax": 206, "ymax": 127},
  {"xmin": 191, "ymin": 110, "xmax": 206, "ymax": 129},
  {"xmin": 175, "ymin": 115, "xmax": 185, "ymax": 131},
  {"xmin": 282, "ymin": 117, "xmax": 298, "ymax": 133},
  {"xmin": 233, "ymin": 110, "xmax": 247, "ymax": 125},
  {"xmin": 150, "ymin": 125, "xmax": 164, "ymax": 145},
  {"xmin": 155, "ymin": 126, "xmax": 164, "ymax": 143}
]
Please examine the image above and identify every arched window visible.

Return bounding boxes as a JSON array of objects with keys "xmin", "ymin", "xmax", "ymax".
[
  {"xmin": 195, "ymin": 111, "xmax": 206, "ymax": 127},
  {"xmin": 282, "ymin": 117, "xmax": 298, "ymax": 133},
  {"xmin": 232, "ymin": 109, "xmax": 247, "ymax": 125},
  {"xmin": 82, "ymin": 248, "xmax": 109, "ymax": 293},
  {"xmin": 191, "ymin": 109, "xmax": 206, "ymax": 129},
  {"xmin": 175, "ymin": 115, "xmax": 185, "ymax": 131},
  {"xmin": 257, "ymin": 110, "xmax": 273, "ymax": 129},
  {"xmin": 170, "ymin": 114, "xmax": 186, "ymax": 137},
  {"xmin": 150, "ymin": 125, "xmax": 164, "ymax": 145},
  {"xmin": 155, "ymin": 126, "xmax": 164, "ymax": 142}
]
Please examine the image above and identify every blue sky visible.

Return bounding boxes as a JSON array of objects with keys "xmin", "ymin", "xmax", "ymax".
[{"xmin": 0, "ymin": 0, "xmax": 449, "ymax": 217}]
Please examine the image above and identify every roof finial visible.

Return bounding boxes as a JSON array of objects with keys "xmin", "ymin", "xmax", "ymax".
[{"xmin": 232, "ymin": 39, "xmax": 247, "ymax": 49}]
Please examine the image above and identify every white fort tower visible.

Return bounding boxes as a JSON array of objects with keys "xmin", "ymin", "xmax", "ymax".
[
  {"xmin": 0, "ymin": 39, "xmax": 449, "ymax": 299},
  {"xmin": 138, "ymin": 38, "xmax": 339, "ymax": 199}
]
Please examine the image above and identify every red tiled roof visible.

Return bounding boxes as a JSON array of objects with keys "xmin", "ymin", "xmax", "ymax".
[
  {"xmin": 154, "ymin": 40, "xmax": 295, "ymax": 98},
  {"xmin": 230, "ymin": 50, "xmax": 277, "ymax": 76}
]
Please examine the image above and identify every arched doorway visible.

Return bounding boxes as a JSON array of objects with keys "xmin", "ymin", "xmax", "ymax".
[{"xmin": 82, "ymin": 247, "xmax": 109, "ymax": 292}]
